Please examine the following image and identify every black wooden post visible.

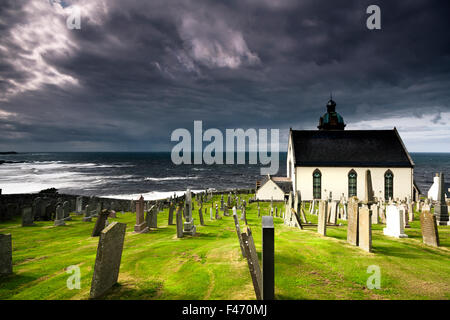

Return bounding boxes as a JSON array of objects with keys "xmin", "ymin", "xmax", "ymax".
[{"xmin": 262, "ymin": 216, "xmax": 274, "ymax": 300}]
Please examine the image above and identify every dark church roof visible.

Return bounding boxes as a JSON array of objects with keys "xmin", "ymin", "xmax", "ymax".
[{"xmin": 290, "ymin": 128, "xmax": 414, "ymax": 167}]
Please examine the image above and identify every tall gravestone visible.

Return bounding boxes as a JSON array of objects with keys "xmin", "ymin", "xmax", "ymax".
[
  {"xmin": 434, "ymin": 173, "xmax": 449, "ymax": 225},
  {"xmin": 90, "ymin": 222, "xmax": 127, "ymax": 299},
  {"xmin": 176, "ymin": 205, "xmax": 184, "ymax": 238},
  {"xmin": 371, "ymin": 204, "xmax": 379, "ymax": 224},
  {"xmin": 168, "ymin": 203, "xmax": 175, "ymax": 225},
  {"xmin": 63, "ymin": 201, "xmax": 72, "ymax": 221},
  {"xmin": 318, "ymin": 201, "xmax": 327, "ymax": 236},
  {"xmin": 0, "ymin": 234, "xmax": 13, "ymax": 275},
  {"xmin": 198, "ymin": 207, "xmax": 205, "ymax": 226},
  {"xmin": 215, "ymin": 204, "xmax": 220, "ymax": 220},
  {"xmin": 134, "ymin": 196, "xmax": 148, "ymax": 233},
  {"xmin": 183, "ymin": 189, "xmax": 196, "ymax": 236},
  {"xmin": 347, "ymin": 198, "xmax": 359, "ymax": 246},
  {"xmin": 83, "ymin": 205, "xmax": 92, "ymax": 222},
  {"xmin": 420, "ymin": 209, "xmax": 439, "ymax": 247},
  {"xmin": 364, "ymin": 170, "xmax": 375, "ymax": 205},
  {"xmin": 358, "ymin": 207, "xmax": 372, "ymax": 252},
  {"xmin": 146, "ymin": 205, "xmax": 158, "ymax": 229},
  {"xmin": 329, "ymin": 201, "xmax": 338, "ymax": 224},
  {"xmin": 262, "ymin": 216, "xmax": 274, "ymax": 300},
  {"xmin": 383, "ymin": 205, "xmax": 408, "ymax": 238}
]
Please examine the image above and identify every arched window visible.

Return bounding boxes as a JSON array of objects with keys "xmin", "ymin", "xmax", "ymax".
[
  {"xmin": 348, "ymin": 169, "xmax": 357, "ymax": 197},
  {"xmin": 313, "ymin": 169, "xmax": 321, "ymax": 199},
  {"xmin": 384, "ymin": 170, "xmax": 394, "ymax": 200}
]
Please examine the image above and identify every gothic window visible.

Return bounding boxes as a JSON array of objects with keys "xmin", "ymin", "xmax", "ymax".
[
  {"xmin": 313, "ymin": 169, "xmax": 321, "ymax": 199},
  {"xmin": 348, "ymin": 170, "xmax": 357, "ymax": 197},
  {"xmin": 384, "ymin": 170, "xmax": 394, "ymax": 200}
]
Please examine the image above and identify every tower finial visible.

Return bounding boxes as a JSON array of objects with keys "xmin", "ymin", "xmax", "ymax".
[{"xmin": 330, "ymin": 91, "xmax": 333, "ymax": 100}]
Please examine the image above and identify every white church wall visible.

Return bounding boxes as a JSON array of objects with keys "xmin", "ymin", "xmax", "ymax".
[
  {"xmin": 256, "ymin": 179, "xmax": 285, "ymax": 201},
  {"xmin": 295, "ymin": 166, "xmax": 413, "ymax": 201}
]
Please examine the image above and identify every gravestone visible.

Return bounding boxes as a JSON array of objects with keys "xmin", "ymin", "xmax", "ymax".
[
  {"xmin": 233, "ymin": 207, "xmax": 246, "ymax": 258},
  {"xmin": 22, "ymin": 207, "xmax": 35, "ymax": 226},
  {"xmin": 210, "ymin": 207, "xmax": 213, "ymax": 220},
  {"xmin": 89, "ymin": 222, "xmax": 127, "ymax": 299},
  {"xmin": 434, "ymin": 173, "xmax": 449, "ymax": 225},
  {"xmin": 241, "ymin": 227, "xmax": 262, "ymax": 300},
  {"xmin": 76, "ymin": 196, "xmax": 83, "ymax": 214},
  {"xmin": 198, "ymin": 207, "xmax": 205, "ymax": 226},
  {"xmin": 408, "ymin": 202, "xmax": 414, "ymax": 222},
  {"xmin": 358, "ymin": 207, "xmax": 372, "ymax": 252},
  {"xmin": 146, "ymin": 205, "xmax": 158, "ymax": 229},
  {"xmin": 168, "ymin": 203, "xmax": 175, "ymax": 225},
  {"xmin": 317, "ymin": 201, "xmax": 327, "ymax": 236},
  {"xmin": 176, "ymin": 206, "xmax": 184, "ymax": 238},
  {"xmin": 420, "ymin": 209, "xmax": 439, "ymax": 247},
  {"xmin": 92, "ymin": 210, "xmax": 110, "ymax": 237},
  {"xmin": 364, "ymin": 169, "xmax": 375, "ymax": 204},
  {"xmin": 329, "ymin": 201, "xmax": 338, "ymax": 224},
  {"xmin": 0, "ymin": 234, "xmax": 13, "ymax": 275},
  {"xmin": 400, "ymin": 205, "xmax": 411, "ymax": 228},
  {"xmin": 63, "ymin": 201, "xmax": 72, "ymax": 221},
  {"xmin": 379, "ymin": 205, "xmax": 386, "ymax": 224},
  {"xmin": 215, "ymin": 204, "xmax": 220, "ymax": 220},
  {"xmin": 383, "ymin": 205, "xmax": 408, "ymax": 238},
  {"xmin": 134, "ymin": 196, "xmax": 148, "ymax": 233},
  {"xmin": 371, "ymin": 204, "xmax": 379, "ymax": 224},
  {"xmin": 83, "ymin": 205, "xmax": 92, "ymax": 222},
  {"xmin": 183, "ymin": 189, "xmax": 196, "ymax": 236},
  {"xmin": 262, "ymin": 216, "xmax": 274, "ymax": 300},
  {"xmin": 54, "ymin": 205, "xmax": 66, "ymax": 226},
  {"xmin": 347, "ymin": 198, "xmax": 359, "ymax": 246}
]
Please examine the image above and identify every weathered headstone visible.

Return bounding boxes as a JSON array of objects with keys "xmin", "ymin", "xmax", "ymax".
[
  {"xmin": 371, "ymin": 204, "xmax": 379, "ymax": 225},
  {"xmin": 54, "ymin": 205, "xmax": 66, "ymax": 226},
  {"xmin": 215, "ymin": 204, "xmax": 221, "ymax": 220},
  {"xmin": 358, "ymin": 207, "xmax": 372, "ymax": 252},
  {"xmin": 420, "ymin": 209, "xmax": 439, "ymax": 247},
  {"xmin": 383, "ymin": 205, "xmax": 408, "ymax": 238},
  {"xmin": 92, "ymin": 210, "xmax": 110, "ymax": 237},
  {"xmin": 364, "ymin": 169, "xmax": 375, "ymax": 204},
  {"xmin": 168, "ymin": 203, "xmax": 175, "ymax": 225},
  {"xmin": 262, "ymin": 216, "xmax": 274, "ymax": 300},
  {"xmin": 89, "ymin": 222, "xmax": 127, "ymax": 299},
  {"xmin": 21, "ymin": 207, "xmax": 35, "ymax": 226},
  {"xmin": 347, "ymin": 198, "xmax": 359, "ymax": 246},
  {"xmin": 198, "ymin": 207, "xmax": 205, "ymax": 226},
  {"xmin": 0, "ymin": 234, "xmax": 13, "ymax": 275},
  {"xmin": 83, "ymin": 205, "xmax": 92, "ymax": 222},
  {"xmin": 63, "ymin": 201, "xmax": 72, "ymax": 221},
  {"xmin": 176, "ymin": 205, "xmax": 183, "ymax": 238},
  {"xmin": 318, "ymin": 201, "xmax": 327, "ymax": 236},
  {"xmin": 329, "ymin": 201, "xmax": 338, "ymax": 224},
  {"xmin": 134, "ymin": 196, "xmax": 148, "ymax": 233},
  {"xmin": 146, "ymin": 205, "xmax": 158, "ymax": 229},
  {"xmin": 183, "ymin": 189, "xmax": 196, "ymax": 236}
]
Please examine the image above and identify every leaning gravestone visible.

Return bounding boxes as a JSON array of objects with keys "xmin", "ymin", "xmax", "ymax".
[
  {"xmin": 317, "ymin": 201, "xmax": 327, "ymax": 236},
  {"xmin": 198, "ymin": 207, "xmax": 205, "ymax": 226},
  {"xmin": 0, "ymin": 234, "xmax": 13, "ymax": 275},
  {"xmin": 347, "ymin": 198, "xmax": 359, "ymax": 246},
  {"xmin": 146, "ymin": 205, "xmax": 158, "ymax": 229},
  {"xmin": 90, "ymin": 222, "xmax": 127, "ymax": 299},
  {"xmin": 420, "ymin": 209, "xmax": 440, "ymax": 247},
  {"xmin": 183, "ymin": 189, "xmax": 196, "ymax": 236},
  {"xmin": 92, "ymin": 210, "xmax": 110, "ymax": 237},
  {"xmin": 383, "ymin": 205, "xmax": 408, "ymax": 238},
  {"xmin": 22, "ymin": 207, "xmax": 35, "ymax": 226},
  {"xmin": 358, "ymin": 207, "xmax": 372, "ymax": 252}
]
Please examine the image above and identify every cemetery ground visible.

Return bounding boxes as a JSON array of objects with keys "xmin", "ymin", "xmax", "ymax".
[{"xmin": 0, "ymin": 194, "xmax": 449, "ymax": 300}]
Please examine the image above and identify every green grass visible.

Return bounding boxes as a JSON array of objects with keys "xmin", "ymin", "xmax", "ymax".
[{"xmin": 0, "ymin": 195, "xmax": 449, "ymax": 300}]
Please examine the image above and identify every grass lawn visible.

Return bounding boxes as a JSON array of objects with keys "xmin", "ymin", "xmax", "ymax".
[{"xmin": 0, "ymin": 194, "xmax": 449, "ymax": 300}]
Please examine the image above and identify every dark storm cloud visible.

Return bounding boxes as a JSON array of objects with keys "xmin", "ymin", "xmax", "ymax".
[{"xmin": 0, "ymin": 0, "xmax": 449, "ymax": 151}]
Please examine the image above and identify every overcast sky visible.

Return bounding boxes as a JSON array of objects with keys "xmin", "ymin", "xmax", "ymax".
[{"xmin": 0, "ymin": 0, "xmax": 449, "ymax": 152}]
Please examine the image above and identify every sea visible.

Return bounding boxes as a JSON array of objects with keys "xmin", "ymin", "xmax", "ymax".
[{"xmin": 0, "ymin": 152, "xmax": 448, "ymax": 200}]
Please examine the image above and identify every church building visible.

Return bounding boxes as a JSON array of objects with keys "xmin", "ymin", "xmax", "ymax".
[{"xmin": 285, "ymin": 98, "xmax": 416, "ymax": 201}]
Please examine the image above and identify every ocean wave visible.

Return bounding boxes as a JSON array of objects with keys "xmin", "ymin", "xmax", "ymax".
[
  {"xmin": 103, "ymin": 189, "xmax": 205, "ymax": 201},
  {"xmin": 144, "ymin": 176, "xmax": 198, "ymax": 181}
]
